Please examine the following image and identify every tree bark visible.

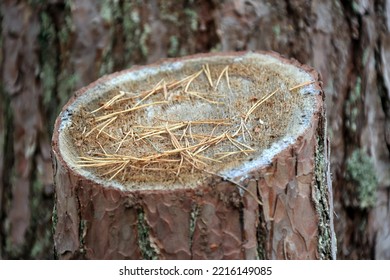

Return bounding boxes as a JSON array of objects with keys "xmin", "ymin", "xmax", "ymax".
[{"xmin": 0, "ymin": 0, "xmax": 389, "ymax": 259}]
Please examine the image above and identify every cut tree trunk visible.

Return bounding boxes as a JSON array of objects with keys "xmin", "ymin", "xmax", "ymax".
[{"xmin": 52, "ymin": 51, "xmax": 334, "ymax": 260}]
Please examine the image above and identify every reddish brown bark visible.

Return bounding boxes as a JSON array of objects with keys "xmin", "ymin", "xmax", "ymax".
[{"xmin": 1, "ymin": 0, "xmax": 41, "ymax": 254}]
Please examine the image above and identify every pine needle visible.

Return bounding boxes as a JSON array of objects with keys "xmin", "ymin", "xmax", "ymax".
[
  {"xmin": 184, "ymin": 69, "xmax": 204, "ymax": 93},
  {"xmin": 187, "ymin": 91, "xmax": 224, "ymax": 104},
  {"xmin": 96, "ymin": 116, "xmax": 117, "ymax": 138},
  {"xmin": 244, "ymin": 89, "xmax": 279, "ymax": 122},
  {"xmin": 91, "ymin": 91, "xmax": 125, "ymax": 114},
  {"xmin": 115, "ymin": 129, "xmax": 134, "ymax": 153},
  {"xmin": 202, "ymin": 64, "xmax": 214, "ymax": 87},
  {"xmin": 95, "ymin": 101, "xmax": 168, "ymax": 122},
  {"xmin": 289, "ymin": 80, "xmax": 314, "ymax": 91},
  {"xmin": 133, "ymin": 78, "xmax": 165, "ymax": 107},
  {"xmin": 215, "ymin": 66, "xmax": 229, "ymax": 89}
]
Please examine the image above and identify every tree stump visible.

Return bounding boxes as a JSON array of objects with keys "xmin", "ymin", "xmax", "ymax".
[{"xmin": 51, "ymin": 51, "xmax": 336, "ymax": 260}]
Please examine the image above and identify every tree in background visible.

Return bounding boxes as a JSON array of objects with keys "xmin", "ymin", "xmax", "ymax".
[{"xmin": 0, "ymin": 0, "xmax": 389, "ymax": 259}]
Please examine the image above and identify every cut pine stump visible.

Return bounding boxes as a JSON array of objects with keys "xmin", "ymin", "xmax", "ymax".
[{"xmin": 51, "ymin": 51, "xmax": 336, "ymax": 259}]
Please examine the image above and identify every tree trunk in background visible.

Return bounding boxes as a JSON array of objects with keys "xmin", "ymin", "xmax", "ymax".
[{"xmin": 0, "ymin": 0, "xmax": 389, "ymax": 259}]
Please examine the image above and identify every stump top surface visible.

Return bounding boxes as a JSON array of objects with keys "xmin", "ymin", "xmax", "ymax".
[{"xmin": 54, "ymin": 51, "xmax": 321, "ymax": 191}]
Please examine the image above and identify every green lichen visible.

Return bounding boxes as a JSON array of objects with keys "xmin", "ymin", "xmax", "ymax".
[
  {"xmin": 39, "ymin": 11, "xmax": 57, "ymax": 108},
  {"xmin": 79, "ymin": 219, "xmax": 87, "ymax": 255},
  {"xmin": 57, "ymin": 72, "xmax": 78, "ymax": 108},
  {"xmin": 346, "ymin": 149, "xmax": 378, "ymax": 209},
  {"xmin": 168, "ymin": 36, "xmax": 179, "ymax": 57},
  {"xmin": 99, "ymin": 0, "xmax": 116, "ymax": 76},
  {"xmin": 129, "ymin": 10, "xmax": 140, "ymax": 25},
  {"xmin": 116, "ymin": 1, "xmax": 146, "ymax": 65},
  {"xmin": 272, "ymin": 25, "xmax": 281, "ymax": 38},
  {"xmin": 351, "ymin": 0, "xmax": 360, "ymax": 14},
  {"xmin": 210, "ymin": 43, "xmax": 222, "ymax": 53},
  {"xmin": 41, "ymin": 62, "xmax": 56, "ymax": 106},
  {"xmin": 31, "ymin": 225, "xmax": 52, "ymax": 259},
  {"xmin": 52, "ymin": 201, "xmax": 58, "ymax": 257},
  {"xmin": 184, "ymin": 8, "xmax": 198, "ymax": 31},
  {"xmin": 137, "ymin": 209, "xmax": 158, "ymax": 260},
  {"xmin": 38, "ymin": 0, "xmax": 76, "ymax": 132},
  {"xmin": 327, "ymin": 127, "xmax": 334, "ymax": 142},
  {"xmin": 313, "ymin": 137, "xmax": 333, "ymax": 259},
  {"xmin": 352, "ymin": 77, "xmax": 361, "ymax": 101},
  {"xmin": 345, "ymin": 77, "xmax": 361, "ymax": 133},
  {"xmin": 139, "ymin": 24, "xmax": 151, "ymax": 58},
  {"xmin": 31, "ymin": 180, "xmax": 43, "ymax": 209},
  {"xmin": 28, "ymin": 177, "xmax": 54, "ymax": 259},
  {"xmin": 58, "ymin": 1, "xmax": 73, "ymax": 45},
  {"xmin": 27, "ymin": 0, "xmax": 46, "ymax": 7},
  {"xmin": 100, "ymin": 0, "xmax": 113, "ymax": 22},
  {"xmin": 122, "ymin": 2, "xmax": 140, "ymax": 33},
  {"xmin": 362, "ymin": 49, "xmax": 370, "ymax": 67},
  {"xmin": 5, "ymin": 233, "xmax": 23, "ymax": 259},
  {"xmin": 52, "ymin": 203, "xmax": 58, "ymax": 232},
  {"xmin": 122, "ymin": 2, "xmax": 142, "ymax": 65},
  {"xmin": 99, "ymin": 56, "xmax": 114, "ymax": 77},
  {"xmin": 160, "ymin": 1, "xmax": 179, "ymax": 23},
  {"xmin": 189, "ymin": 203, "xmax": 199, "ymax": 250}
]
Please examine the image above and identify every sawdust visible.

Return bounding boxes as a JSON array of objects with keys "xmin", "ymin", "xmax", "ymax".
[{"xmin": 66, "ymin": 58, "xmax": 314, "ymax": 187}]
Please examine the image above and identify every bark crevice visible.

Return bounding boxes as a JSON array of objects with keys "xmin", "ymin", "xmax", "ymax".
[{"xmin": 136, "ymin": 207, "xmax": 158, "ymax": 260}]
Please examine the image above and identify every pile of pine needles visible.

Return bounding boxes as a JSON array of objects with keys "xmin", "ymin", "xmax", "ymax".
[{"xmin": 74, "ymin": 63, "xmax": 313, "ymax": 183}]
